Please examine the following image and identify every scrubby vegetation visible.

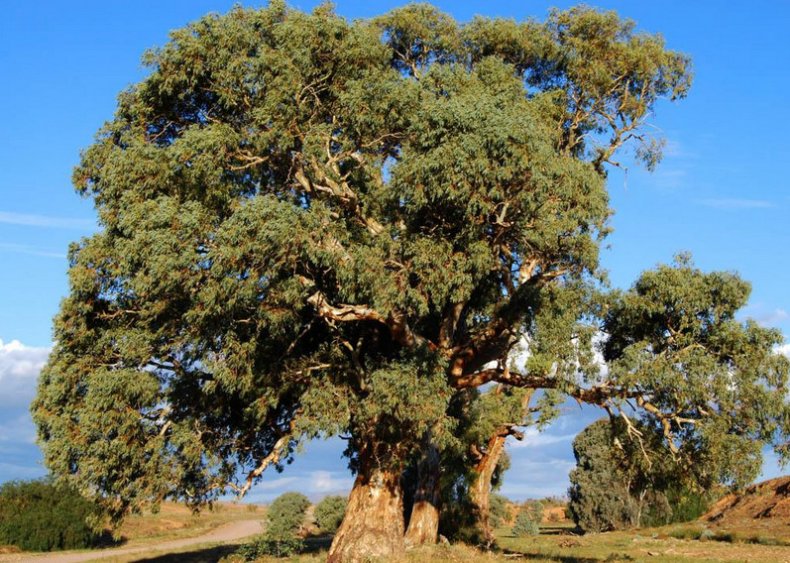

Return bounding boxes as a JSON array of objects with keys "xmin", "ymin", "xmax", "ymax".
[
  {"xmin": 0, "ymin": 478, "xmax": 104, "ymax": 552},
  {"xmin": 265, "ymin": 492, "xmax": 311, "ymax": 539},
  {"xmin": 234, "ymin": 492, "xmax": 311, "ymax": 559},
  {"xmin": 489, "ymin": 494, "xmax": 511, "ymax": 528},
  {"xmin": 314, "ymin": 496, "xmax": 347, "ymax": 534},
  {"xmin": 512, "ymin": 501, "xmax": 543, "ymax": 537}
]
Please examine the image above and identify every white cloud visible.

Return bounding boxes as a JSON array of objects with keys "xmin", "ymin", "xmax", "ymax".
[
  {"xmin": 776, "ymin": 343, "xmax": 790, "ymax": 358},
  {"xmin": 0, "ymin": 339, "xmax": 50, "ymax": 407},
  {"xmin": 697, "ymin": 198, "xmax": 774, "ymax": 209},
  {"xmin": 252, "ymin": 476, "xmax": 300, "ymax": 492},
  {"xmin": 742, "ymin": 305, "xmax": 789, "ymax": 327},
  {"xmin": 245, "ymin": 471, "xmax": 354, "ymax": 504},
  {"xmin": 501, "ymin": 458, "xmax": 577, "ymax": 499},
  {"xmin": 308, "ymin": 470, "xmax": 353, "ymax": 494},
  {"xmin": 508, "ymin": 427, "xmax": 576, "ymax": 449},
  {"xmin": 311, "ymin": 470, "xmax": 334, "ymax": 492},
  {"xmin": 0, "ymin": 210, "xmax": 94, "ymax": 230}
]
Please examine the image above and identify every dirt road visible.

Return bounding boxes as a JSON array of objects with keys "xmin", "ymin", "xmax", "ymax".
[{"xmin": 0, "ymin": 519, "xmax": 263, "ymax": 563}]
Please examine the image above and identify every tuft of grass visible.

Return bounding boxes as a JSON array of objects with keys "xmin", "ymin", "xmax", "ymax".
[{"xmin": 667, "ymin": 526, "xmax": 704, "ymax": 540}]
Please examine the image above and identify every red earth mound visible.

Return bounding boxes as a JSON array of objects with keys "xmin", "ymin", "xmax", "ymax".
[{"xmin": 702, "ymin": 475, "xmax": 790, "ymax": 539}]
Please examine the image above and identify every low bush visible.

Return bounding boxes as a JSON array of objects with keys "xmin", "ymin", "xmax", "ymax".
[
  {"xmin": 512, "ymin": 501, "xmax": 543, "ymax": 537},
  {"xmin": 314, "ymin": 495, "xmax": 347, "ymax": 534},
  {"xmin": 265, "ymin": 492, "xmax": 311, "ymax": 540},
  {"xmin": 0, "ymin": 479, "xmax": 103, "ymax": 552},
  {"xmin": 231, "ymin": 492, "xmax": 312, "ymax": 559}
]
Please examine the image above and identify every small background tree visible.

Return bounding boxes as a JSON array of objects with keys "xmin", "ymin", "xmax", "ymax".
[
  {"xmin": 314, "ymin": 496, "xmax": 347, "ymax": 535},
  {"xmin": 237, "ymin": 492, "xmax": 311, "ymax": 559},
  {"xmin": 512, "ymin": 500, "xmax": 543, "ymax": 537},
  {"xmin": 0, "ymin": 479, "xmax": 104, "ymax": 552},
  {"xmin": 568, "ymin": 418, "xmax": 719, "ymax": 533},
  {"xmin": 265, "ymin": 492, "xmax": 311, "ymax": 539}
]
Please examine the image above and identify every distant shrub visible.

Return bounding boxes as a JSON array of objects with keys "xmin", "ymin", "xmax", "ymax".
[
  {"xmin": 234, "ymin": 492, "xmax": 311, "ymax": 560},
  {"xmin": 489, "ymin": 494, "xmax": 511, "ymax": 528},
  {"xmin": 265, "ymin": 492, "xmax": 311, "ymax": 540},
  {"xmin": 0, "ymin": 479, "xmax": 103, "ymax": 551},
  {"xmin": 314, "ymin": 495, "xmax": 347, "ymax": 534},
  {"xmin": 512, "ymin": 501, "xmax": 543, "ymax": 537}
]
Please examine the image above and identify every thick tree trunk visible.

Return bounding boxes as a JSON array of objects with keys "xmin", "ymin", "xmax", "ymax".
[
  {"xmin": 470, "ymin": 432, "xmax": 507, "ymax": 545},
  {"xmin": 327, "ymin": 452, "xmax": 405, "ymax": 563},
  {"xmin": 404, "ymin": 442, "xmax": 441, "ymax": 546}
]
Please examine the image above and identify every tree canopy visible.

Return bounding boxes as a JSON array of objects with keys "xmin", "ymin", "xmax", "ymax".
[{"xmin": 31, "ymin": 2, "xmax": 788, "ymax": 561}]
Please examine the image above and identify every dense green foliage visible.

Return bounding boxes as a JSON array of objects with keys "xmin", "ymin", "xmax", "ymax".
[
  {"xmin": 0, "ymin": 479, "xmax": 103, "ymax": 552},
  {"xmin": 29, "ymin": 3, "xmax": 788, "ymax": 557},
  {"xmin": 314, "ymin": 495, "xmax": 347, "ymax": 534},
  {"xmin": 569, "ymin": 417, "xmax": 716, "ymax": 533},
  {"xmin": 512, "ymin": 501, "xmax": 543, "ymax": 537},
  {"xmin": 265, "ymin": 492, "xmax": 311, "ymax": 539},
  {"xmin": 568, "ymin": 419, "xmax": 649, "ymax": 533}
]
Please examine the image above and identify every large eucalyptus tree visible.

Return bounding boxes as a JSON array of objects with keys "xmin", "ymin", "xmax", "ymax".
[{"xmin": 33, "ymin": 3, "xmax": 789, "ymax": 562}]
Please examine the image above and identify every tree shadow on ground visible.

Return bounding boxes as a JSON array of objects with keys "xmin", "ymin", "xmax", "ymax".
[
  {"xmin": 538, "ymin": 525, "xmax": 582, "ymax": 536},
  {"xmin": 130, "ymin": 536, "xmax": 333, "ymax": 562},
  {"xmin": 302, "ymin": 535, "xmax": 332, "ymax": 553},
  {"xmin": 500, "ymin": 552, "xmax": 604, "ymax": 563},
  {"xmin": 131, "ymin": 544, "xmax": 240, "ymax": 563}
]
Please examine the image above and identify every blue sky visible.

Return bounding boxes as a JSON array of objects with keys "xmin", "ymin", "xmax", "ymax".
[{"xmin": 0, "ymin": 1, "xmax": 788, "ymax": 501}]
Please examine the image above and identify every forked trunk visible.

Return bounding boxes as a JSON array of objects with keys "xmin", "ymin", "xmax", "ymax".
[
  {"xmin": 404, "ymin": 442, "xmax": 441, "ymax": 546},
  {"xmin": 327, "ymin": 454, "xmax": 405, "ymax": 563},
  {"xmin": 470, "ymin": 432, "xmax": 507, "ymax": 545}
]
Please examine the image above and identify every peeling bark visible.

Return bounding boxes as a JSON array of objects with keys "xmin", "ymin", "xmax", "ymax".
[
  {"xmin": 328, "ymin": 452, "xmax": 405, "ymax": 563},
  {"xmin": 404, "ymin": 442, "xmax": 441, "ymax": 546}
]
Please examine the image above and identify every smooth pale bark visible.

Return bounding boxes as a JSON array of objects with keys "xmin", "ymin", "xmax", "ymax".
[
  {"xmin": 404, "ymin": 442, "xmax": 441, "ymax": 546},
  {"xmin": 327, "ymin": 451, "xmax": 405, "ymax": 563},
  {"xmin": 470, "ymin": 432, "xmax": 508, "ymax": 545}
]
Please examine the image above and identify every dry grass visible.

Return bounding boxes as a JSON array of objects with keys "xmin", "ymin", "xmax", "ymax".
[
  {"xmin": 214, "ymin": 522, "xmax": 790, "ymax": 563},
  {"xmin": 114, "ymin": 502, "xmax": 262, "ymax": 547}
]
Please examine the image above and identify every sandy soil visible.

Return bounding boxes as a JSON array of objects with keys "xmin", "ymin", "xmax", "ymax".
[{"xmin": 0, "ymin": 519, "xmax": 263, "ymax": 563}]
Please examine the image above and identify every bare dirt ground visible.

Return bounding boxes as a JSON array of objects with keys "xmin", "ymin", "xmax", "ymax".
[
  {"xmin": 0, "ymin": 519, "xmax": 263, "ymax": 563},
  {"xmin": 702, "ymin": 475, "xmax": 790, "ymax": 539}
]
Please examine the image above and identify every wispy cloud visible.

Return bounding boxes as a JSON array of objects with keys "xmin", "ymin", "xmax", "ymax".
[
  {"xmin": 245, "ymin": 471, "xmax": 354, "ymax": 503},
  {"xmin": 508, "ymin": 427, "xmax": 577, "ymax": 449},
  {"xmin": 0, "ymin": 211, "xmax": 94, "ymax": 230},
  {"xmin": 652, "ymin": 167, "xmax": 687, "ymax": 190},
  {"xmin": 697, "ymin": 198, "xmax": 774, "ymax": 209},
  {"xmin": 663, "ymin": 138, "xmax": 698, "ymax": 160},
  {"xmin": 0, "ymin": 243, "xmax": 65, "ymax": 259},
  {"xmin": 742, "ymin": 305, "xmax": 789, "ymax": 327}
]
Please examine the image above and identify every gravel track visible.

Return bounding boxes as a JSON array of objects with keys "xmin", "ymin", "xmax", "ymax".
[{"xmin": 0, "ymin": 519, "xmax": 263, "ymax": 563}]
